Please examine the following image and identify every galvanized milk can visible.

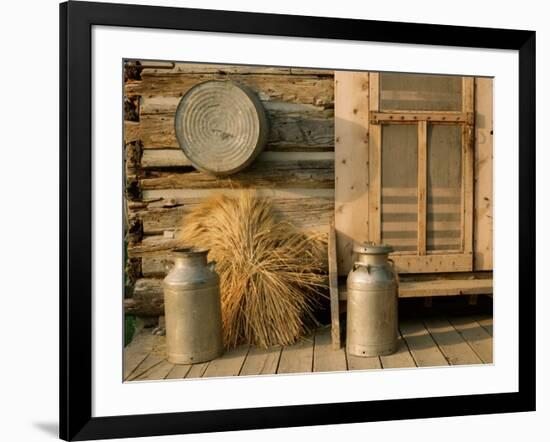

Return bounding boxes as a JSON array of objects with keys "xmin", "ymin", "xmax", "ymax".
[
  {"xmin": 346, "ymin": 243, "xmax": 398, "ymax": 357},
  {"xmin": 163, "ymin": 248, "xmax": 224, "ymax": 364}
]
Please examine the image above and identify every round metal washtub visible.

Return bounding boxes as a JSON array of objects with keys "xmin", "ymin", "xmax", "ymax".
[{"xmin": 174, "ymin": 80, "xmax": 269, "ymax": 175}]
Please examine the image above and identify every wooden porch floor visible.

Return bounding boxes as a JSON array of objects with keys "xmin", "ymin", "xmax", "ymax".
[{"xmin": 124, "ymin": 314, "xmax": 493, "ymax": 381}]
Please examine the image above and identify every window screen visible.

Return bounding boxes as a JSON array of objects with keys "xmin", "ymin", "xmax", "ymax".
[
  {"xmin": 427, "ymin": 125, "xmax": 462, "ymax": 252},
  {"xmin": 380, "ymin": 73, "xmax": 462, "ymax": 111},
  {"xmin": 381, "ymin": 124, "xmax": 418, "ymax": 252}
]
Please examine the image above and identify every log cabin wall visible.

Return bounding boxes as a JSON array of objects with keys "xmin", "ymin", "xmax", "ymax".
[{"xmin": 124, "ymin": 61, "xmax": 335, "ymax": 317}]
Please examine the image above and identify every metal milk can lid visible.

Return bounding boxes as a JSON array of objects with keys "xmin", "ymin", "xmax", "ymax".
[{"xmin": 353, "ymin": 242, "xmax": 393, "ymax": 255}]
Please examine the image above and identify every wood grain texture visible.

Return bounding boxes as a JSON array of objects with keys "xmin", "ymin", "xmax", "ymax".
[
  {"xmin": 123, "ymin": 333, "xmax": 157, "ymax": 380},
  {"xmin": 328, "ymin": 218, "xmax": 341, "ymax": 349},
  {"xmin": 334, "ymin": 71, "xmax": 370, "ymax": 275},
  {"xmin": 313, "ymin": 327, "xmax": 347, "ymax": 372},
  {"xmin": 400, "ymin": 320, "xmax": 449, "ymax": 367},
  {"xmin": 126, "ymin": 73, "xmax": 334, "ymax": 106},
  {"xmin": 126, "ymin": 353, "xmax": 166, "ymax": 381},
  {"xmin": 417, "ymin": 121, "xmax": 427, "ymax": 255},
  {"xmin": 202, "ymin": 345, "xmax": 249, "ymax": 378},
  {"xmin": 136, "ymin": 112, "xmax": 333, "ymax": 151},
  {"xmin": 122, "ymin": 315, "xmax": 492, "ymax": 381},
  {"xmin": 368, "ymin": 73, "xmax": 382, "ymax": 248},
  {"xmin": 277, "ymin": 336, "xmax": 314, "ymax": 374},
  {"xmin": 239, "ymin": 346, "xmax": 282, "ymax": 376},
  {"xmin": 473, "ymin": 78, "xmax": 493, "ymax": 270},
  {"xmin": 379, "ymin": 335, "xmax": 416, "ymax": 369},
  {"xmin": 449, "ymin": 316, "xmax": 493, "ymax": 363},
  {"xmin": 347, "ymin": 353, "xmax": 381, "ymax": 370},
  {"xmin": 134, "ymin": 359, "xmax": 174, "ymax": 381},
  {"xmin": 165, "ymin": 364, "xmax": 192, "ymax": 379},
  {"xmin": 390, "ymin": 253, "xmax": 473, "ymax": 274},
  {"xmin": 185, "ymin": 362, "xmax": 210, "ymax": 379},
  {"xmin": 139, "ymin": 160, "xmax": 334, "ymax": 190},
  {"xmin": 138, "ymin": 195, "xmax": 334, "ymax": 236},
  {"xmin": 424, "ymin": 317, "xmax": 482, "ymax": 365}
]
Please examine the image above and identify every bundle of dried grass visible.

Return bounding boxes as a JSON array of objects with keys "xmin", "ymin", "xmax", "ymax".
[{"xmin": 178, "ymin": 191, "xmax": 327, "ymax": 349}]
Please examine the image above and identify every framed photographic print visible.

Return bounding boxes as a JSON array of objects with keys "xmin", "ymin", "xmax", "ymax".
[{"xmin": 60, "ymin": 1, "xmax": 536, "ymax": 440}]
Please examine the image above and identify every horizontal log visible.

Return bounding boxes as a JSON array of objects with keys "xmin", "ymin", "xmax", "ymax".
[
  {"xmin": 134, "ymin": 112, "xmax": 334, "ymax": 151},
  {"xmin": 137, "ymin": 195, "xmax": 334, "ymax": 235},
  {"xmin": 140, "ymin": 97, "xmax": 333, "ymax": 117},
  {"xmin": 138, "ymin": 63, "xmax": 334, "ymax": 77},
  {"xmin": 125, "ymin": 74, "xmax": 334, "ymax": 106},
  {"xmin": 140, "ymin": 63, "xmax": 292, "ymax": 76},
  {"xmin": 125, "ymin": 278, "xmax": 164, "ymax": 317},
  {"xmin": 141, "ymin": 149, "xmax": 192, "ymax": 168},
  {"xmin": 141, "ymin": 150, "xmax": 333, "ymax": 169},
  {"xmin": 142, "ymin": 257, "xmax": 170, "ymax": 277},
  {"xmin": 128, "ymin": 235, "xmax": 180, "ymax": 258},
  {"xmin": 140, "ymin": 159, "xmax": 334, "ymax": 190},
  {"xmin": 142, "ymin": 187, "xmax": 335, "ymax": 201}
]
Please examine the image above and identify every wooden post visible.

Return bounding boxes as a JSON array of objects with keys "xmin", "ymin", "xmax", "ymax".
[
  {"xmin": 328, "ymin": 218, "xmax": 341, "ymax": 349},
  {"xmin": 417, "ymin": 121, "xmax": 427, "ymax": 256},
  {"xmin": 334, "ymin": 71, "xmax": 370, "ymax": 275},
  {"xmin": 368, "ymin": 73, "xmax": 381, "ymax": 245}
]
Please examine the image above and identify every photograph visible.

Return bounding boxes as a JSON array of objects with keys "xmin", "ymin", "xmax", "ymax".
[{"xmin": 122, "ymin": 61, "xmax": 494, "ymax": 381}]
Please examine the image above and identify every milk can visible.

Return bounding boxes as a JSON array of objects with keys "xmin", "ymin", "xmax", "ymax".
[
  {"xmin": 346, "ymin": 243, "xmax": 398, "ymax": 357},
  {"xmin": 163, "ymin": 247, "xmax": 224, "ymax": 364}
]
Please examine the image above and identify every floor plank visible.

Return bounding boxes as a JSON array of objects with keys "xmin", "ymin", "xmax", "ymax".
[
  {"xmin": 314, "ymin": 327, "xmax": 347, "ymax": 372},
  {"xmin": 135, "ymin": 359, "xmax": 174, "ymax": 381},
  {"xmin": 379, "ymin": 335, "xmax": 416, "ymax": 369},
  {"xmin": 165, "ymin": 364, "xmax": 192, "ymax": 379},
  {"xmin": 424, "ymin": 318, "xmax": 482, "ymax": 365},
  {"xmin": 240, "ymin": 346, "xmax": 282, "ymax": 376},
  {"xmin": 472, "ymin": 314, "xmax": 493, "ymax": 336},
  {"xmin": 400, "ymin": 319, "xmax": 449, "ymax": 367},
  {"xmin": 124, "ymin": 333, "xmax": 157, "ymax": 380},
  {"xmin": 277, "ymin": 335, "xmax": 314, "ymax": 374},
  {"xmin": 202, "ymin": 345, "xmax": 249, "ymax": 378},
  {"xmin": 346, "ymin": 352, "xmax": 381, "ymax": 371},
  {"xmin": 185, "ymin": 362, "xmax": 210, "ymax": 378},
  {"xmin": 449, "ymin": 316, "xmax": 493, "ymax": 363},
  {"xmin": 127, "ymin": 353, "xmax": 166, "ymax": 381}
]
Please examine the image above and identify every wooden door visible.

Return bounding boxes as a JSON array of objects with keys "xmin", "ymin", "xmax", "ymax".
[{"xmin": 367, "ymin": 73, "xmax": 475, "ymax": 273}]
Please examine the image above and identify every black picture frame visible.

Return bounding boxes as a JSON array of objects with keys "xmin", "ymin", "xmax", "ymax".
[{"xmin": 60, "ymin": 1, "xmax": 536, "ymax": 440}]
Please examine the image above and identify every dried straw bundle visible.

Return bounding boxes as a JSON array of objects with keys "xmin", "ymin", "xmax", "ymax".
[{"xmin": 178, "ymin": 191, "xmax": 327, "ymax": 349}]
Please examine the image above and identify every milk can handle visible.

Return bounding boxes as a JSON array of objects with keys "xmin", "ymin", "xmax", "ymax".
[
  {"xmin": 353, "ymin": 262, "xmax": 370, "ymax": 274},
  {"xmin": 387, "ymin": 258, "xmax": 400, "ymax": 284},
  {"xmin": 207, "ymin": 260, "xmax": 217, "ymax": 272}
]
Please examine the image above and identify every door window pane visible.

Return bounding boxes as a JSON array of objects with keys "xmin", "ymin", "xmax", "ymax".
[
  {"xmin": 381, "ymin": 125, "xmax": 418, "ymax": 252},
  {"xmin": 380, "ymin": 73, "xmax": 462, "ymax": 111},
  {"xmin": 427, "ymin": 125, "xmax": 462, "ymax": 252}
]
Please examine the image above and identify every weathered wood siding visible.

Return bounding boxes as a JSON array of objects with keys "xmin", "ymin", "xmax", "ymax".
[{"xmin": 124, "ymin": 62, "xmax": 335, "ymax": 315}]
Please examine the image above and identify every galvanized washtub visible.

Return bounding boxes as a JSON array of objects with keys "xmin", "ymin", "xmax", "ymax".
[{"xmin": 174, "ymin": 80, "xmax": 269, "ymax": 176}]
